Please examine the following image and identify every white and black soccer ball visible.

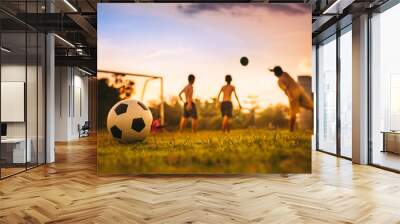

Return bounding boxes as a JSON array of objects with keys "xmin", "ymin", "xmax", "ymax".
[{"xmin": 107, "ymin": 99, "xmax": 153, "ymax": 143}]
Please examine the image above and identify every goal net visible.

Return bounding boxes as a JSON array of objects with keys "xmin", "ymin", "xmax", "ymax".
[{"xmin": 97, "ymin": 70, "xmax": 165, "ymax": 125}]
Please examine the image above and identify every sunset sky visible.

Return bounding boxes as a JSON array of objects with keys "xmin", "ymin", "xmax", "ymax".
[{"xmin": 98, "ymin": 3, "xmax": 311, "ymax": 108}]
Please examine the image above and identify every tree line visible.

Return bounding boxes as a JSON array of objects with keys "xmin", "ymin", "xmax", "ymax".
[{"xmin": 98, "ymin": 79, "xmax": 291, "ymax": 131}]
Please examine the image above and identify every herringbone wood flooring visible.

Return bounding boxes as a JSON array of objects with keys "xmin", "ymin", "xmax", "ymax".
[{"xmin": 1, "ymin": 136, "xmax": 400, "ymax": 224}]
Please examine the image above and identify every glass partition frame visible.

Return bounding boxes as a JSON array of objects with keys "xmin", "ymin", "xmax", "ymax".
[
  {"xmin": 369, "ymin": 2, "xmax": 400, "ymax": 172},
  {"xmin": 0, "ymin": 0, "xmax": 47, "ymax": 179},
  {"xmin": 315, "ymin": 24, "xmax": 353, "ymax": 160}
]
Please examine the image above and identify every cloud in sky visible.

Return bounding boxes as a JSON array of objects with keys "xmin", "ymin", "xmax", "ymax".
[
  {"xmin": 177, "ymin": 3, "xmax": 310, "ymax": 16},
  {"xmin": 98, "ymin": 3, "xmax": 311, "ymax": 106},
  {"xmin": 144, "ymin": 47, "xmax": 192, "ymax": 59}
]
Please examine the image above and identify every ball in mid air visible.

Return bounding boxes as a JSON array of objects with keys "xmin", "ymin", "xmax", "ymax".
[
  {"xmin": 107, "ymin": 99, "xmax": 153, "ymax": 143},
  {"xmin": 240, "ymin": 57, "xmax": 249, "ymax": 66}
]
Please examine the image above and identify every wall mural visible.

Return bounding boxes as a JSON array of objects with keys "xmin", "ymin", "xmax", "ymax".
[{"xmin": 97, "ymin": 3, "xmax": 313, "ymax": 174}]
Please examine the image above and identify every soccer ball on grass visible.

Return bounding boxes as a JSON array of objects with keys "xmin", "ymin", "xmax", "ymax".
[{"xmin": 107, "ymin": 99, "xmax": 153, "ymax": 143}]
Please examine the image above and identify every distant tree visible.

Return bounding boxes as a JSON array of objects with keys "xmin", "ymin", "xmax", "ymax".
[
  {"xmin": 98, "ymin": 79, "xmax": 120, "ymax": 129},
  {"xmin": 102, "ymin": 92, "xmax": 291, "ymax": 131},
  {"xmin": 163, "ymin": 97, "xmax": 182, "ymax": 130},
  {"xmin": 244, "ymin": 95, "xmax": 260, "ymax": 127},
  {"xmin": 256, "ymin": 104, "xmax": 289, "ymax": 129},
  {"xmin": 106, "ymin": 73, "xmax": 136, "ymax": 100}
]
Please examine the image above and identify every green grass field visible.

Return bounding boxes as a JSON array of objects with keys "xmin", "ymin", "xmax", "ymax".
[{"xmin": 97, "ymin": 129, "xmax": 311, "ymax": 174}]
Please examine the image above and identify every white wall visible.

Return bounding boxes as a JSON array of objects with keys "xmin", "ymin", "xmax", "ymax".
[
  {"xmin": 1, "ymin": 65, "xmax": 38, "ymax": 137},
  {"xmin": 1, "ymin": 65, "xmax": 26, "ymax": 143},
  {"xmin": 1, "ymin": 63, "xmax": 46, "ymax": 164},
  {"xmin": 55, "ymin": 67, "xmax": 89, "ymax": 141},
  {"xmin": 55, "ymin": 67, "xmax": 69, "ymax": 141},
  {"xmin": 71, "ymin": 73, "xmax": 89, "ymax": 138}
]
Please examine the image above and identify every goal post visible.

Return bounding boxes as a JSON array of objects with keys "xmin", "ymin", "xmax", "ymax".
[{"xmin": 97, "ymin": 70, "xmax": 165, "ymax": 126}]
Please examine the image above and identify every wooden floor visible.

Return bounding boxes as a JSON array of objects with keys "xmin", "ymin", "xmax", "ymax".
[
  {"xmin": 1, "ymin": 136, "xmax": 400, "ymax": 224},
  {"xmin": 1, "ymin": 167, "xmax": 26, "ymax": 178},
  {"xmin": 373, "ymin": 151, "xmax": 400, "ymax": 171}
]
